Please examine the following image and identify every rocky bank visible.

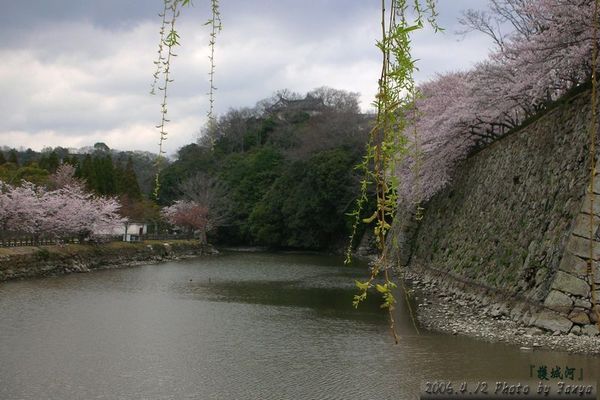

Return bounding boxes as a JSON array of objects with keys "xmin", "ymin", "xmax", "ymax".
[
  {"xmin": 386, "ymin": 87, "xmax": 600, "ymax": 351},
  {"xmin": 0, "ymin": 240, "xmax": 217, "ymax": 282},
  {"xmin": 397, "ymin": 266, "xmax": 600, "ymax": 355}
]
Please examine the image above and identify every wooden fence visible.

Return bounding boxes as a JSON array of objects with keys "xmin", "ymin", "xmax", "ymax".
[
  {"xmin": 142, "ymin": 233, "xmax": 195, "ymax": 241},
  {"xmin": 0, "ymin": 236, "xmax": 80, "ymax": 247},
  {"xmin": 0, "ymin": 233, "xmax": 195, "ymax": 247}
]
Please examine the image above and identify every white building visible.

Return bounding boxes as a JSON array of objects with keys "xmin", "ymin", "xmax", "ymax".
[{"xmin": 108, "ymin": 221, "xmax": 148, "ymax": 242}]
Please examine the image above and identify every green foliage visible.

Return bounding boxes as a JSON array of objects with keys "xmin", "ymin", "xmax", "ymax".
[
  {"xmin": 35, "ymin": 248, "xmax": 51, "ymax": 261},
  {"xmin": 8, "ymin": 150, "xmax": 18, "ymax": 166},
  {"xmin": 75, "ymin": 153, "xmax": 116, "ymax": 195},
  {"xmin": 152, "ymin": 0, "xmax": 185, "ymax": 199},
  {"xmin": 158, "ymin": 87, "xmax": 371, "ymax": 249},
  {"xmin": 0, "ymin": 162, "xmax": 49, "ymax": 186},
  {"xmin": 152, "ymin": 0, "xmax": 222, "ymax": 195},
  {"xmin": 353, "ymin": 280, "xmax": 371, "ymax": 308},
  {"xmin": 157, "ymin": 144, "xmax": 218, "ymax": 204},
  {"xmin": 76, "ymin": 154, "xmax": 94, "ymax": 185},
  {"xmin": 38, "ymin": 151, "xmax": 60, "ymax": 172},
  {"xmin": 344, "ymin": 0, "xmax": 440, "ymax": 343},
  {"xmin": 74, "ymin": 151, "xmax": 144, "ymax": 199},
  {"xmin": 220, "ymin": 147, "xmax": 283, "ymax": 242},
  {"xmin": 249, "ymin": 148, "xmax": 359, "ymax": 249},
  {"xmin": 206, "ymin": 0, "xmax": 222, "ymax": 128},
  {"xmin": 94, "ymin": 155, "xmax": 117, "ymax": 195},
  {"xmin": 93, "ymin": 142, "xmax": 110, "ymax": 153},
  {"xmin": 116, "ymin": 157, "xmax": 142, "ymax": 200},
  {"xmin": 15, "ymin": 164, "xmax": 49, "ymax": 185},
  {"xmin": 119, "ymin": 196, "xmax": 161, "ymax": 223},
  {"xmin": 0, "ymin": 145, "xmax": 161, "ymax": 226}
]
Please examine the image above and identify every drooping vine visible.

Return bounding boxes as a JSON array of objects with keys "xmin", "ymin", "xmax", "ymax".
[
  {"xmin": 150, "ymin": 0, "xmax": 170, "ymax": 96},
  {"xmin": 411, "ymin": 87, "xmax": 425, "ymax": 221},
  {"xmin": 588, "ymin": 0, "xmax": 600, "ymax": 330},
  {"xmin": 206, "ymin": 0, "xmax": 222, "ymax": 136},
  {"xmin": 151, "ymin": 0, "xmax": 221, "ymax": 198},
  {"xmin": 346, "ymin": 0, "xmax": 440, "ymax": 344},
  {"xmin": 152, "ymin": 0, "xmax": 185, "ymax": 199}
]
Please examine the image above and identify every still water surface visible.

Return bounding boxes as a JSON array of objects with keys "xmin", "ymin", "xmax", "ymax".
[{"xmin": 0, "ymin": 252, "xmax": 597, "ymax": 399}]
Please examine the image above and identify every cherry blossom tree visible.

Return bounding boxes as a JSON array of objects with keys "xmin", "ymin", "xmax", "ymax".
[
  {"xmin": 178, "ymin": 173, "xmax": 228, "ymax": 232},
  {"xmin": 161, "ymin": 200, "xmax": 210, "ymax": 244},
  {"xmin": 42, "ymin": 184, "xmax": 124, "ymax": 240},
  {"xmin": 397, "ymin": 71, "xmax": 491, "ymax": 204},
  {"xmin": 0, "ymin": 180, "xmax": 124, "ymax": 242},
  {"xmin": 462, "ymin": 0, "xmax": 597, "ymax": 114},
  {"xmin": 398, "ymin": 0, "xmax": 599, "ymax": 205},
  {"xmin": 0, "ymin": 182, "xmax": 46, "ymax": 237},
  {"xmin": 502, "ymin": 0, "xmax": 596, "ymax": 99},
  {"xmin": 47, "ymin": 164, "xmax": 83, "ymax": 190}
]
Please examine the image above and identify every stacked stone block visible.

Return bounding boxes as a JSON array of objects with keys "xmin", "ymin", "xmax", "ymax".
[
  {"xmin": 542, "ymin": 184, "xmax": 600, "ymax": 336},
  {"xmin": 396, "ymin": 89, "xmax": 600, "ymax": 336}
]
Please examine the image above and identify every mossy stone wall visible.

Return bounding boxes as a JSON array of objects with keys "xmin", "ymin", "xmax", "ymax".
[{"xmin": 399, "ymin": 89, "xmax": 599, "ymax": 334}]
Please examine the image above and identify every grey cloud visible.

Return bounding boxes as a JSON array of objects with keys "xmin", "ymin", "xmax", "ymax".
[
  {"xmin": 0, "ymin": 0, "xmax": 159, "ymax": 31},
  {"xmin": 0, "ymin": 0, "xmax": 493, "ymax": 154}
]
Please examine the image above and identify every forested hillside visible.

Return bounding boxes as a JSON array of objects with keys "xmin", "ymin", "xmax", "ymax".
[
  {"xmin": 158, "ymin": 87, "xmax": 373, "ymax": 249},
  {"xmin": 0, "ymin": 87, "xmax": 373, "ymax": 250}
]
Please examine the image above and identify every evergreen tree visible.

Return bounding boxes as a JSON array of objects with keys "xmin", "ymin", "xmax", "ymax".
[
  {"xmin": 7, "ymin": 150, "xmax": 18, "ymax": 166},
  {"xmin": 77, "ymin": 154, "xmax": 96, "ymax": 191},
  {"xmin": 38, "ymin": 151, "xmax": 59, "ymax": 172},
  {"xmin": 64, "ymin": 155, "xmax": 79, "ymax": 167},
  {"xmin": 93, "ymin": 142, "xmax": 110, "ymax": 153},
  {"xmin": 0, "ymin": 152, "xmax": 6, "ymax": 165},
  {"xmin": 22, "ymin": 148, "xmax": 37, "ymax": 166},
  {"xmin": 117, "ymin": 157, "xmax": 142, "ymax": 199},
  {"xmin": 38, "ymin": 153, "xmax": 49, "ymax": 170},
  {"xmin": 46, "ymin": 151, "xmax": 60, "ymax": 172},
  {"xmin": 92, "ymin": 155, "xmax": 116, "ymax": 195}
]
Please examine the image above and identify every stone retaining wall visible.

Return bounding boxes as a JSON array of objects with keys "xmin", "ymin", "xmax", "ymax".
[
  {"xmin": 393, "ymin": 88, "xmax": 600, "ymax": 336},
  {"xmin": 541, "ymin": 184, "xmax": 600, "ymax": 334},
  {"xmin": 0, "ymin": 240, "xmax": 213, "ymax": 282}
]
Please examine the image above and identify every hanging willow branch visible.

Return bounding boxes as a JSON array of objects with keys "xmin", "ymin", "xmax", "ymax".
[
  {"xmin": 411, "ymin": 86, "xmax": 424, "ymax": 221},
  {"xmin": 588, "ymin": 0, "xmax": 600, "ymax": 330},
  {"xmin": 346, "ymin": 0, "xmax": 440, "ymax": 344},
  {"xmin": 152, "ymin": 0, "xmax": 183, "ymax": 199},
  {"xmin": 150, "ymin": 0, "xmax": 170, "ymax": 96},
  {"xmin": 151, "ymin": 0, "xmax": 219, "ymax": 198},
  {"xmin": 206, "ymin": 0, "xmax": 222, "ymax": 135}
]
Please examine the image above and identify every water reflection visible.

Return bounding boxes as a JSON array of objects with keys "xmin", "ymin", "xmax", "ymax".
[{"xmin": 0, "ymin": 252, "xmax": 597, "ymax": 400}]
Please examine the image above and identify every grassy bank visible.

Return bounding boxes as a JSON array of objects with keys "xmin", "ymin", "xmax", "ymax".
[{"xmin": 0, "ymin": 240, "xmax": 213, "ymax": 281}]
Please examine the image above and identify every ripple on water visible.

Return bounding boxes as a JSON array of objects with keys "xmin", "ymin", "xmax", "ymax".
[{"xmin": 0, "ymin": 252, "xmax": 597, "ymax": 400}]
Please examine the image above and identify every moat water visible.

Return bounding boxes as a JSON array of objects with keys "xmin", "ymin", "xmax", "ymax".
[{"xmin": 0, "ymin": 252, "xmax": 597, "ymax": 399}]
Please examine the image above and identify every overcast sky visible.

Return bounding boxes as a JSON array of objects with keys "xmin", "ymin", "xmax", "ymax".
[{"xmin": 0, "ymin": 1, "xmax": 493, "ymax": 156}]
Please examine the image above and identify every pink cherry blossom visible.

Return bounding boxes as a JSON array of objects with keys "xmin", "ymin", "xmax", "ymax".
[
  {"xmin": 398, "ymin": 0, "xmax": 598, "ymax": 205},
  {"xmin": 0, "ymin": 180, "xmax": 125, "ymax": 240},
  {"xmin": 162, "ymin": 200, "xmax": 209, "ymax": 243}
]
